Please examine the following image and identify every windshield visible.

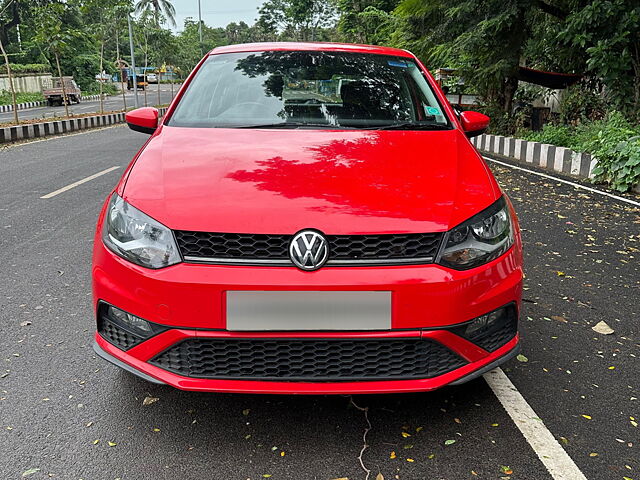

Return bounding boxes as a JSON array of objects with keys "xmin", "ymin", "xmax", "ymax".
[{"xmin": 168, "ymin": 51, "xmax": 451, "ymax": 130}]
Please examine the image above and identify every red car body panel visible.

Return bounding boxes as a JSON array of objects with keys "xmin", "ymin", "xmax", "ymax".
[
  {"xmin": 122, "ymin": 127, "xmax": 499, "ymax": 234},
  {"xmin": 93, "ymin": 42, "xmax": 523, "ymax": 394}
]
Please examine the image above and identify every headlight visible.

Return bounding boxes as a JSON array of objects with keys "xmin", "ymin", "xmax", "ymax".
[
  {"xmin": 102, "ymin": 193, "xmax": 181, "ymax": 269},
  {"xmin": 437, "ymin": 197, "xmax": 513, "ymax": 270}
]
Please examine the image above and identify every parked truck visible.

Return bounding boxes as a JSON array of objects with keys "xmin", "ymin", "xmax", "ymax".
[{"xmin": 42, "ymin": 77, "xmax": 82, "ymax": 106}]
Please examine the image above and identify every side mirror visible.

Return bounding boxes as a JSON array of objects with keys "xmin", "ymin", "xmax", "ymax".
[
  {"xmin": 125, "ymin": 107, "xmax": 159, "ymax": 134},
  {"xmin": 459, "ymin": 111, "xmax": 489, "ymax": 138}
]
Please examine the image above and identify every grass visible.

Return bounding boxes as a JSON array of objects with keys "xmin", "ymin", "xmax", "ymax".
[{"xmin": 0, "ymin": 91, "xmax": 44, "ymax": 106}]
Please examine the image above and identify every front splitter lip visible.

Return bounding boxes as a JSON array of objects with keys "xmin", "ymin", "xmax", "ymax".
[{"xmin": 93, "ymin": 333, "xmax": 520, "ymax": 394}]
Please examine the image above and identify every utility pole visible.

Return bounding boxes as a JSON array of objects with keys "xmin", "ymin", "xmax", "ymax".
[
  {"xmin": 198, "ymin": 0, "xmax": 203, "ymax": 56},
  {"xmin": 127, "ymin": 13, "xmax": 139, "ymax": 108}
]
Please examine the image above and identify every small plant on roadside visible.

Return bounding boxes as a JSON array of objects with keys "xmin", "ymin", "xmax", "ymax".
[
  {"xmin": 590, "ymin": 136, "xmax": 640, "ymax": 192},
  {"xmin": 558, "ymin": 83, "xmax": 607, "ymax": 125},
  {"xmin": 0, "ymin": 90, "xmax": 44, "ymax": 106},
  {"xmin": 82, "ymin": 81, "xmax": 118, "ymax": 96},
  {"xmin": 515, "ymin": 112, "xmax": 640, "ymax": 192},
  {"xmin": 583, "ymin": 111, "xmax": 639, "ymax": 192},
  {"xmin": 520, "ymin": 124, "xmax": 574, "ymax": 148}
]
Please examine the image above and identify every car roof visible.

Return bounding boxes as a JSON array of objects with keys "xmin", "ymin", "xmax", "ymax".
[{"xmin": 209, "ymin": 42, "xmax": 414, "ymax": 58}]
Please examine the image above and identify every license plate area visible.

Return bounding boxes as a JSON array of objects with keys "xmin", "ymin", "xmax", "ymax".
[{"xmin": 226, "ymin": 291, "xmax": 391, "ymax": 331}]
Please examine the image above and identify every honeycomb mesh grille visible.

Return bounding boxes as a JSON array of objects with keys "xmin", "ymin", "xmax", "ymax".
[
  {"xmin": 174, "ymin": 231, "xmax": 443, "ymax": 265},
  {"xmin": 150, "ymin": 338, "xmax": 467, "ymax": 381},
  {"xmin": 98, "ymin": 317, "xmax": 143, "ymax": 351},
  {"xmin": 472, "ymin": 314, "xmax": 518, "ymax": 352}
]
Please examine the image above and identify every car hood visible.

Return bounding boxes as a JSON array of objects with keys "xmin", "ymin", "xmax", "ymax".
[{"xmin": 122, "ymin": 126, "xmax": 499, "ymax": 234}]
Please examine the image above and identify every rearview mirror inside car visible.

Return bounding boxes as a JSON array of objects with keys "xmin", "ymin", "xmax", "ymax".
[{"xmin": 125, "ymin": 107, "xmax": 159, "ymax": 135}]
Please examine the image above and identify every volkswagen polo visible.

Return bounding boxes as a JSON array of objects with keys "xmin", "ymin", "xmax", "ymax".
[{"xmin": 92, "ymin": 42, "xmax": 523, "ymax": 394}]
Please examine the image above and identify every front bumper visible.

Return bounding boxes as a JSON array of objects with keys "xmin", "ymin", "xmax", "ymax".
[
  {"xmin": 94, "ymin": 332, "xmax": 520, "ymax": 394},
  {"xmin": 92, "ymin": 235, "xmax": 522, "ymax": 393}
]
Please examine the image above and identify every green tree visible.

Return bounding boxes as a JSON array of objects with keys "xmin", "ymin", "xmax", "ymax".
[
  {"xmin": 258, "ymin": 0, "xmax": 337, "ymax": 41},
  {"xmin": 558, "ymin": 0, "xmax": 640, "ymax": 119},
  {"xmin": 33, "ymin": 2, "xmax": 83, "ymax": 117},
  {"xmin": 337, "ymin": 0, "xmax": 397, "ymax": 44},
  {"xmin": 393, "ymin": 0, "xmax": 535, "ymax": 115},
  {"xmin": 134, "ymin": 0, "xmax": 175, "ymax": 27}
]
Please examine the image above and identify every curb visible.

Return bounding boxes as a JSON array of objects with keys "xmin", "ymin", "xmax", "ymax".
[
  {"xmin": 472, "ymin": 134, "xmax": 597, "ymax": 178},
  {"xmin": 0, "ymin": 101, "xmax": 44, "ymax": 112},
  {"xmin": 472, "ymin": 133, "xmax": 640, "ymax": 194},
  {"xmin": 0, "ymin": 107, "xmax": 167, "ymax": 144}
]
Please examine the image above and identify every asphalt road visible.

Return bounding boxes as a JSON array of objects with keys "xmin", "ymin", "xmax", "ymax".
[
  {"xmin": 0, "ymin": 126, "xmax": 638, "ymax": 480},
  {"xmin": 0, "ymin": 84, "xmax": 179, "ymax": 124}
]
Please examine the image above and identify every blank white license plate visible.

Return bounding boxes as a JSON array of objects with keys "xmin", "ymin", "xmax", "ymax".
[{"xmin": 226, "ymin": 291, "xmax": 391, "ymax": 331}]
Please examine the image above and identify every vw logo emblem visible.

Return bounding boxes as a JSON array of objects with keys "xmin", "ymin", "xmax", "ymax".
[{"xmin": 289, "ymin": 230, "xmax": 329, "ymax": 271}]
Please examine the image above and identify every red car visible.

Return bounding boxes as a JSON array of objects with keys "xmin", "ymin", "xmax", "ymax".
[{"xmin": 92, "ymin": 42, "xmax": 523, "ymax": 394}]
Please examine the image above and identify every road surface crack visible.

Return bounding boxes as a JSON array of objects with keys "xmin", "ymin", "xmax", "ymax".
[{"xmin": 349, "ymin": 396, "xmax": 372, "ymax": 480}]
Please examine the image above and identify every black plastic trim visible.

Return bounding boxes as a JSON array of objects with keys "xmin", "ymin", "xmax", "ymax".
[
  {"xmin": 93, "ymin": 341, "xmax": 165, "ymax": 384},
  {"xmin": 96, "ymin": 301, "xmax": 168, "ymax": 351},
  {"xmin": 127, "ymin": 122, "xmax": 155, "ymax": 135},
  {"xmin": 149, "ymin": 336, "xmax": 468, "ymax": 382},
  {"xmin": 449, "ymin": 342, "xmax": 520, "ymax": 385}
]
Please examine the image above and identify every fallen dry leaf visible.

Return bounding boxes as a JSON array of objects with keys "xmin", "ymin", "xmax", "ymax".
[
  {"xmin": 142, "ymin": 396, "xmax": 159, "ymax": 406},
  {"xmin": 591, "ymin": 321, "xmax": 614, "ymax": 335}
]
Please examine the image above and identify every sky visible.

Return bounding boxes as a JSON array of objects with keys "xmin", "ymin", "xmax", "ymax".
[{"xmin": 171, "ymin": 0, "xmax": 264, "ymax": 31}]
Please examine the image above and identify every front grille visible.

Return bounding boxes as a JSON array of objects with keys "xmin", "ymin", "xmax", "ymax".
[
  {"xmin": 149, "ymin": 337, "xmax": 467, "ymax": 381},
  {"xmin": 174, "ymin": 230, "xmax": 443, "ymax": 266}
]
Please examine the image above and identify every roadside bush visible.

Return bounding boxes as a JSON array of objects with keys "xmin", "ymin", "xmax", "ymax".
[
  {"xmin": 477, "ymin": 104, "xmax": 519, "ymax": 136},
  {"xmin": 0, "ymin": 90, "xmax": 44, "ymax": 105},
  {"xmin": 82, "ymin": 81, "xmax": 118, "ymax": 96},
  {"xmin": 558, "ymin": 83, "xmax": 607, "ymax": 125},
  {"xmin": 520, "ymin": 124, "xmax": 575, "ymax": 148},
  {"xmin": 0, "ymin": 63, "xmax": 49, "ymax": 74},
  {"xmin": 586, "ymin": 112, "xmax": 640, "ymax": 192},
  {"xmin": 517, "ymin": 111, "xmax": 640, "ymax": 192}
]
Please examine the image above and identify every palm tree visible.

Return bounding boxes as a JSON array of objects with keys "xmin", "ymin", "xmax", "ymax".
[{"xmin": 134, "ymin": 0, "xmax": 176, "ymax": 28}]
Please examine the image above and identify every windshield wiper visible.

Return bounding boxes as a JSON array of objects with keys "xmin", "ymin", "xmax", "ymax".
[
  {"xmin": 235, "ymin": 122, "xmax": 347, "ymax": 129},
  {"xmin": 370, "ymin": 122, "xmax": 452, "ymax": 131}
]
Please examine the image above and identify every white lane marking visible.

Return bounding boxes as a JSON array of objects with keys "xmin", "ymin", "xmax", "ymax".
[
  {"xmin": 485, "ymin": 369, "xmax": 588, "ymax": 480},
  {"xmin": 484, "ymin": 156, "xmax": 640, "ymax": 207},
  {"xmin": 40, "ymin": 166, "xmax": 120, "ymax": 199}
]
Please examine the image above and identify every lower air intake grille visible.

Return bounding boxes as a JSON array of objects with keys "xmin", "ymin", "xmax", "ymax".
[
  {"xmin": 150, "ymin": 338, "xmax": 467, "ymax": 381},
  {"xmin": 98, "ymin": 317, "xmax": 142, "ymax": 351},
  {"xmin": 472, "ymin": 312, "xmax": 518, "ymax": 352}
]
